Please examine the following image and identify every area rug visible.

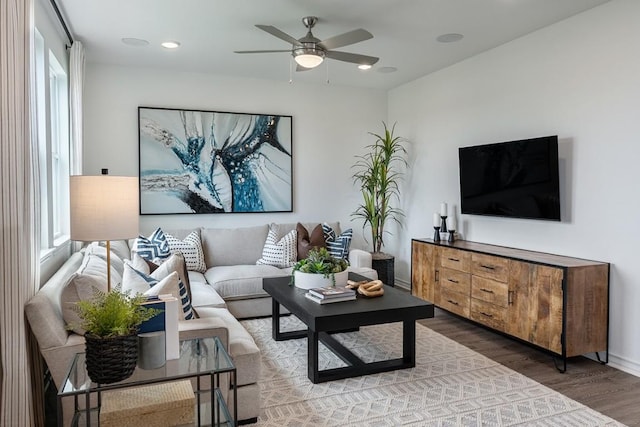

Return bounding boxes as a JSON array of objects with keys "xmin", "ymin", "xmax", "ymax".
[{"xmin": 241, "ymin": 316, "xmax": 624, "ymax": 426}]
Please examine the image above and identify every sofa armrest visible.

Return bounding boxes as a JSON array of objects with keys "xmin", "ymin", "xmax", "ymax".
[
  {"xmin": 178, "ymin": 317, "xmax": 229, "ymax": 350},
  {"xmin": 349, "ymin": 249, "xmax": 372, "ymax": 269}
]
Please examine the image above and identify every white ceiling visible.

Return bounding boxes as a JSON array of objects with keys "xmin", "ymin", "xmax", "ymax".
[{"xmin": 56, "ymin": 0, "xmax": 611, "ymax": 90}]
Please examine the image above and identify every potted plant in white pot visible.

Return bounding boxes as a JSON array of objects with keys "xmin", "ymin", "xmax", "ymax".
[
  {"xmin": 74, "ymin": 289, "xmax": 160, "ymax": 384},
  {"xmin": 291, "ymin": 247, "xmax": 349, "ymax": 290},
  {"xmin": 352, "ymin": 122, "xmax": 408, "ymax": 287}
]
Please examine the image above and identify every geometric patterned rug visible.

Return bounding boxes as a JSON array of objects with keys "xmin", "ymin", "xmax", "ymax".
[{"xmin": 241, "ymin": 316, "xmax": 625, "ymax": 426}]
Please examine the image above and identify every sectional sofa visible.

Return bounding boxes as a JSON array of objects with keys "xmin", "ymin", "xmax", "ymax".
[{"xmin": 25, "ymin": 221, "xmax": 376, "ymax": 425}]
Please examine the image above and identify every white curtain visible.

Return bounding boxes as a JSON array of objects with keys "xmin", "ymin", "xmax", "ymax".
[
  {"xmin": 0, "ymin": 0, "xmax": 41, "ymax": 425},
  {"xmin": 70, "ymin": 40, "xmax": 84, "ymax": 175}
]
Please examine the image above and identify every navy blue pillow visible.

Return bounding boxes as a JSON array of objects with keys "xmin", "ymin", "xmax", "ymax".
[{"xmin": 322, "ymin": 223, "xmax": 352, "ymax": 261}]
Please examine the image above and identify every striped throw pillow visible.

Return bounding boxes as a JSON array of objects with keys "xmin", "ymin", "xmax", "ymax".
[
  {"xmin": 164, "ymin": 231, "xmax": 207, "ymax": 273},
  {"xmin": 322, "ymin": 223, "xmax": 353, "ymax": 261},
  {"xmin": 122, "ymin": 262, "xmax": 194, "ymax": 320},
  {"xmin": 256, "ymin": 224, "xmax": 297, "ymax": 268},
  {"xmin": 135, "ymin": 228, "xmax": 171, "ymax": 262}
]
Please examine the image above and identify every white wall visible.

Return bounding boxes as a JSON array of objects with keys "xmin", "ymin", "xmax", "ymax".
[
  {"xmin": 388, "ymin": 0, "xmax": 640, "ymax": 375},
  {"xmin": 82, "ymin": 65, "xmax": 387, "ymax": 249}
]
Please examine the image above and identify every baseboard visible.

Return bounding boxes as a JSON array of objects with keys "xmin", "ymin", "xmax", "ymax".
[
  {"xmin": 607, "ymin": 353, "xmax": 640, "ymax": 377},
  {"xmin": 394, "ymin": 278, "xmax": 410, "ymax": 291}
]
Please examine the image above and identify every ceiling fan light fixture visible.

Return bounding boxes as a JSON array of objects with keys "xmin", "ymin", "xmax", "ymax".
[
  {"xmin": 293, "ymin": 48, "xmax": 325, "ymax": 68},
  {"xmin": 358, "ymin": 64, "xmax": 372, "ymax": 70}
]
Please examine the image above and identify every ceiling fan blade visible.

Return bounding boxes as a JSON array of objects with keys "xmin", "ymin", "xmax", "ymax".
[
  {"xmin": 319, "ymin": 29, "xmax": 373, "ymax": 50},
  {"xmin": 255, "ymin": 25, "xmax": 302, "ymax": 47},
  {"xmin": 234, "ymin": 50, "xmax": 291, "ymax": 54},
  {"xmin": 325, "ymin": 50, "xmax": 379, "ymax": 65}
]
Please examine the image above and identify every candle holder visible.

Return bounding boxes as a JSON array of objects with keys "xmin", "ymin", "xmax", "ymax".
[
  {"xmin": 433, "ymin": 226, "xmax": 441, "ymax": 242},
  {"xmin": 440, "ymin": 215, "xmax": 448, "ymax": 233},
  {"xmin": 448, "ymin": 229, "xmax": 455, "ymax": 243}
]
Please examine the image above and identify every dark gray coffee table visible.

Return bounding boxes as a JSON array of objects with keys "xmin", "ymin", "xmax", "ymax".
[{"xmin": 263, "ymin": 273, "xmax": 434, "ymax": 383}]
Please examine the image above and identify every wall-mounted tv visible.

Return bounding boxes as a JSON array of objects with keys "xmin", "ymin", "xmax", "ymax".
[{"xmin": 458, "ymin": 135, "xmax": 560, "ymax": 221}]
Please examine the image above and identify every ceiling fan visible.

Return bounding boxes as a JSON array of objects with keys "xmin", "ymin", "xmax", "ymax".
[{"xmin": 234, "ymin": 16, "xmax": 379, "ymax": 70}]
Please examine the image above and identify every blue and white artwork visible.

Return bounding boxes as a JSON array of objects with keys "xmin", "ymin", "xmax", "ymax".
[{"xmin": 138, "ymin": 107, "xmax": 293, "ymax": 214}]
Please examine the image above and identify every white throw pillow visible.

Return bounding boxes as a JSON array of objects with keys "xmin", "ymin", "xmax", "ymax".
[
  {"xmin": 256, "ymin": 224, "xmax": 297, "ymax": 268},
  {"xmin": 164, "ymin": 231, "xmax": 207, "ymax": 273},
  {"xmin": 122, "ymin": 258, "xmax": 194, "ymax": 320}
]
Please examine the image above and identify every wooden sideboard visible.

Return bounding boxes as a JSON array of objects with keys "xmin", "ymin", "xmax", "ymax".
[{"xmin": 411, "ymin": 238, "xmax": 609, "ymax": 371}]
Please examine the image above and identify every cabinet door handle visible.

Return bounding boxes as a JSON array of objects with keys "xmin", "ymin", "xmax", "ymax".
[
  {"xmin": 435, "ymin": 270, "xmax": 439, "ymax": 282},
  {"xmin": 447, "ymin": 299, "xmax": 459, "ymax": 306},
  {"xmin": 480, "ymin": 311, "xmax": 493, "ymax": 318},
  {"xmin": 447, "ymin": 278, "xmax": 459, "ymax": 284},
  {"xmin": 508, "ymin": 290, "xmax": 514, "ymax": 305},
  {"xmin": 480, "ymin": 288, "xmax": 494, "ymax": 294},
  {"xmin": 481, "ymin": 264, "xmax": 495, "ymax": 270},
  {"xmin": 448, "ymin": 257, "xmax": 459, "ymax": 262}
]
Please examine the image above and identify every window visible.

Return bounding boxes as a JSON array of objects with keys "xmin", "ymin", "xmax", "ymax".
[{"xmin": 34, "ymin": 28, "xmax": 70, "ymax": 256}]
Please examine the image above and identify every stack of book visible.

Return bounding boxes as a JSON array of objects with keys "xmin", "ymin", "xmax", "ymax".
[{"xmin": 305, "ymin": 286, "xmax": 357, "ymax": 304}]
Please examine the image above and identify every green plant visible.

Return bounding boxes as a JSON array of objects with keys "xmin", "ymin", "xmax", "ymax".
[
  {"xmin": 291, "ymin": 247, "xmax": 348, "ymax": 285},
  {"xmin": 352, "ymin": 122, "xmax": 408, "ymax": 253},
  {"xmin": 74, "ymin": 288, "xmax": 161, "ymax": 338}
]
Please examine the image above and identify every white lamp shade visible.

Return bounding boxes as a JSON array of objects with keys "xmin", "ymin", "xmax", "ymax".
[{"xmin": 70, "ymin": 175, "xmax": 139, "ymax": 242}]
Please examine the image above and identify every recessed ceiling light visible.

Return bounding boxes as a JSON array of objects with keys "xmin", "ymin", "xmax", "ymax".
[
  {"xmin": 436, "ymin": 33, "xmax": 464, "ymax": 43},
  {"xmin": 358, "ymin": 64, "xmax": 372, "ymax": 70},
  {"xmin": 161, "ymin": 41, "xmax": 181, "ymax": 49},
  {"xmin": 377, "ymin": 66, "xmax": 398, "ymax": 74},
  {"xmin": 121, "ymin": 38, "xmax": 149, "ymax": 47}
]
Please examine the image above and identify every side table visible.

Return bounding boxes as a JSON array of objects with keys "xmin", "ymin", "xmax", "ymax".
[{"xmin": 58, "ymin": 336, "xmax": 236, "ymax": 426}]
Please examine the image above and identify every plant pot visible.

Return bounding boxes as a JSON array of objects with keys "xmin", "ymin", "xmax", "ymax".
[
  {"xmin": 293, "ymin": 270, "xmax": 348, "ymax": 290},
  {"xmin": 372, "ymin": 253, "xmax": 395, "ymax": 287},
  {"xmin": 85, "ymin": 332, "xmax": 138, "ymax": 384}
]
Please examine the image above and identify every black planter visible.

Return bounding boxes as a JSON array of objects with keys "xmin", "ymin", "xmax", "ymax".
[
  {"xmin": 371, "ymin": 254, "xmax": 395, "ymax": 287},
  {"xmin": 84, "ymin": 333, "xmax": 138, "ymax": 384}
]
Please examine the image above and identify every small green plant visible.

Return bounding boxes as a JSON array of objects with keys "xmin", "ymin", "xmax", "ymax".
[
  {"xmin": 291, "ymin": 247, "xmax": 348, "ymax": 285},
  {"xmin": 74, "ymin": 288, "xmax": 161, "ymax": 338}
]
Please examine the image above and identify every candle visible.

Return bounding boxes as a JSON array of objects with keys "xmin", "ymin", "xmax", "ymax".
[
  {"xmin": 440, "ymin": 202, "xmax": 448, "ymax": 217},
  {"xmin": 447, "ymin": 216, "xmax": 457, "ymax": 231},
  {"xmin": 433, "ymin": 212, "xmax": 441, "ymax": 227}
]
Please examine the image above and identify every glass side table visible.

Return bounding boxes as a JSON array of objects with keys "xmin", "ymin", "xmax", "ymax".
[{"xmin": 58, "ymin": 337, "xmax": 237, "ymax": 427}]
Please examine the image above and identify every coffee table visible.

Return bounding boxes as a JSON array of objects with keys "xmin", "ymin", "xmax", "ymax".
[{"xmin": 263, "ymin": 273, "xmax": 434, "ymax": 383}]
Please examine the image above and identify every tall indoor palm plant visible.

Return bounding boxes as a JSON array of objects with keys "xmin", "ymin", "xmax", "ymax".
[{"xmin": 352, "ymin": 122, "xmax": 408, "ymax": 254}]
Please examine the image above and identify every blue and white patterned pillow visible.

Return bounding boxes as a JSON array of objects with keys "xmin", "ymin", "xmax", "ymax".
[
  {"xmin": 322, "ymin": 223, "xmax": 353, "ymax": 261},
  {"xmin": 135, "ymin": 228, "xmax": 171, "ymax": 262},
  {"xmin": 123, "ymin": 262, "xmax": 194, "ymax": 320},
  {"xmin": 256, "ymin": 224, "xmax": 297, "ymax": 268},
  {"xmin": 164, "ymin": 231, "xmax": 207, "ymax": 273}
]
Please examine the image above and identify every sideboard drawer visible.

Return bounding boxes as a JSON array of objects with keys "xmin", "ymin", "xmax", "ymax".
[
  {"xmin": 439, "ymin": 286, "xmax": 470, "ymax": 318},
  {"xmin": 471, "ymin": 276, "xmax": 509, "ymax": 307},
  {"xmin": 440, "ymin": 248, "xmax": 471, "ymax": 272},
  {"xmin": 470, "ymin": 299, "xmax": 506, "ymax": 331},
  {"xmin": 439, "ymin": 267, "xmax": 471, "ymax": 295},
  {"xmin": 472, "ymin": 253, "xmax": 509, "ymax": 282}
]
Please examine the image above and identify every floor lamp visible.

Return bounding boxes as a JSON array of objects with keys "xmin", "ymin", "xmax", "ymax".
[{"xmin": 70, "ymin": 174, "xmax": 139, "ymax": 292}]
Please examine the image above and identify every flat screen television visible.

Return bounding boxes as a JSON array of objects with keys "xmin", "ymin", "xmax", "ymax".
[{"xmin": 458, "ymin": 135, "xmax": 560, "ymax": 221}]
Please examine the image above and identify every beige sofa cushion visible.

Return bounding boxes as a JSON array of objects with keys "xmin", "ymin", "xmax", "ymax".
[
  {"xmin": 204, "ymin": 265, "xmax": 286, "ymax": 300},
  {"xmin": 25, "ymin": 252, "xmax": 85, "ymax": 350},
  {"xmin": 193, "ymin": 307, "xmax": 261, "ymax": 387},
  {"xmin": 60, "ymin": 273, "xmax": 108, "ymax": 335},
  {"xmin": 201, "ymin": 225, "xmax": 268, "ymax": 267},
  {"xmin": 189, "ymin": 282, "xmax": 226, "ymax": 309}
]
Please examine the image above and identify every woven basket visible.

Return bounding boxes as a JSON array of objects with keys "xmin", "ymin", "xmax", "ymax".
[{"xmin": 85, "ymin": 333, "xmax": 138, "ymax": 384}]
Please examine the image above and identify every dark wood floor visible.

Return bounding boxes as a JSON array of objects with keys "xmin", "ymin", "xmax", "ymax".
[{"xmin": 418, "ymin": 310, "xmax": 640, "ymax": 426}]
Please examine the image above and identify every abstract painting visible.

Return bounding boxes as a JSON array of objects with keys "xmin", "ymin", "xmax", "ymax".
[{"xmin": 138, "ymin": 107, "xmax": 292, "ymax": 214}]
